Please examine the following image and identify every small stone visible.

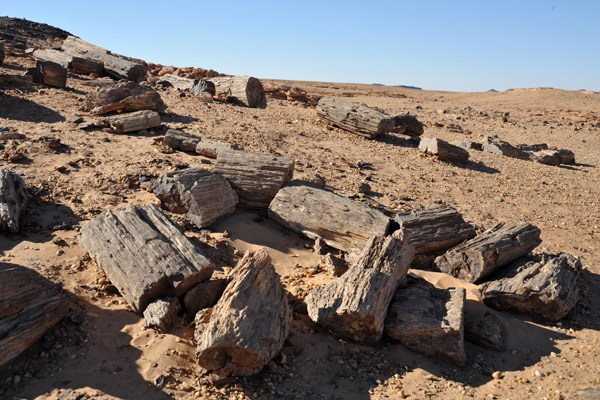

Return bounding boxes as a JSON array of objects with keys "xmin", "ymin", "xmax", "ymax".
[
  {"xmin": 534, "ymin": 370, "xmax": 542, "ymax": 377},
  {"xmin": 492, "ymin": 371, "xmax": 503, "ymax": 380},
  {"xmin": 13, "ymin": 375, "xmax": 21, "ymax": 385},
  {"xmin": 358, "ymin": 182, "xmax": 371, "ymax": 194},
  {"xmin": 493, "ymin": 196, "xmax": 504, "ymax": 202}
]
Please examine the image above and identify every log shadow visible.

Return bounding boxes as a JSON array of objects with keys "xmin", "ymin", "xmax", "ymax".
[
  {"xmin": 0, "ymin": 93, "xmax": 65, "ymax": 123},
  {"xmin": 454, "ymin": 160, "xmax": 500, "ymax": 174},
  {"xmin": 161, "ymin": 112, "xmax": 199, "ymax": 125},
  {"xmin": 559, "ymin": 162, "xmax": 595, "ymax": 171},
  {"xmin": 376, "ymin": 132, "xmax": 419, "ymax": 148},
  {"xmin": 560, "ymin": 268, "xmax": 600, "ymax": 332}
]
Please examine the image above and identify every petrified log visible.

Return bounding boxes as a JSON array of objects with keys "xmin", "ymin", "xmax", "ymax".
[
  {"xmin": 35, "ymin": 60, "xmax": 67, "ymax": 88},
  {"xmin": 79, "ymin": 204, "xmax": 214, "ymax": 313},
  {"xmin": 195, "ymin": 140, "xmax": 239, "ymax": 158},
  {"xmin": 152, "ymin": 168, "xmax": 238, "ymax": 228},
  {"xmin": 476, "ymin": 253, "xmax": 581, "ymax": 321},
  {"xmin": 159, "ymin": 74, "xmax": 195, "ymax": 90},
  {"xmin": 214, "ymin": 149, "xmax": 294, "ymax": 209},
  {"xmin": 62, "ymin": 36, "xmax": 146, "ymax": 81},
  {"xmin": 305, "ymin": 231, "xmax": 414, "ymax": 343},
  {"xmin": 0, "ymin": 169, "xmax": 27, "ymax": 232},
  {"xmin": 391, "ymin": 114, "xmax": 424, "ymax": 136},
  {"xmin": 191, "ymin": 79, "xmax": 216, "ymax": 96},
  {"xmin": 71, "ymin": 56, "xmax": 104, "ymax": 76},
  {"xmin": 384, "ymin": 274, "xmax": 466, "ymax": 365},
  {"xmin": 482, "ymin": 136, "xmax": 530, "ymax": 160},
  {"xmin": 143, "ymin": 297, "xmax": 180, "ymax": 332},
  {"xmin": 0, "ymin": 263, "xmax": 69, "ymax": 368},
  {"xmin": 434, "ymin": 221, "xmax": 542, "ymax": 283},
  {"xmin": 557, "ymin": 149, "xmax": 575, "ymax": 164},
  {"xmin": 32, "ymin": 48, "xmax": 71, "ymax": 68},
  {"xmin": 163, "ymin": 129, "xmax": 201, "ymax": 152},
  {"xmin": 393, "ymin": 205, "xmax": 476, "ymax": 255},
  {"xmin": 183, "ymin": 278, "xmax": 228, "ymax": 317},
  {"xmin": 268, "ymin": 182, "xmax": 390, "ymax": 253},
  {"xmin": 208, "ymin": 76, "xmax": 266, "ymax": 108},
  {"xmin": 452, "ymin": 140, "xmax": 483, "ymax": 151},
  {"xmin": 419, "ymin": 137, "xmax": 469, "ymax": 163},
  {"xmin": 527, "ymin": 149, "xmax": 561, "ymax": 166},
  {"xmin": 196, "ymin": 249, "xmax": 291, "ymax": 376},
  {"xmin": 464, "ymin": 311, "xmax": 505, "ymax": 351},
  {"xmin": 85, "ymin": 81, "xmax": 166, "ymax": 115},
  {"xmin": 316, "ymin": 96, "xmax": 394, "ymax": 139},
  {"xmin": 0, "ymin": 75, "xmax": 33, "ymax": 84},
  {"xmin": 104, "ymin": 110, "xmax": 161, "ymax": 133}
]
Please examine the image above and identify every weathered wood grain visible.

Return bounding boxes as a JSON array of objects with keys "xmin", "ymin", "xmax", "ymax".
[
  {"xmin": 85, "ymin": 81, "xmax": 166, "ymax": 115},
  {"xmin": 208, "ymin": 76, "xmax": 266, "ymax": 108},
  {"xmin": 32, "ymin": 48, "xmax": 71, "ymax": 68},
  {"xmin": 0, "ymin": 169, "xmax": 27, "ymax": 233},
  {"xmin": 163, "ymin": 129, "xmax": 201, "ymax": 152},
  {"xmin": 419, "ymin": 137, "xmax": 470, "ymax": 163},
  {"xmin": 104, "ymin": 110, "xmax": 161, "ymax": 133},
  {"xmin": 195, "ymin": 140, "xmax": 239, "ymax": 158},
  {"xmin": 36, "ymin": 60, "xmax": 67, "ymax": 88},
  {"xmin": 71, "ymin": 56, "xmax": 103, "ymax": 76}
]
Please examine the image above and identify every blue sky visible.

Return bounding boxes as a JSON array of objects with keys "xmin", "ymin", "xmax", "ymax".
[{"xmin": 3, "ymin": 1, "xmax": 599, "ymax": 92}]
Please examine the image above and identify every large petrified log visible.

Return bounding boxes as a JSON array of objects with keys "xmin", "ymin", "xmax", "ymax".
[
  {"xmin": 85, "ymin": 81, "xmax": 166, "ymax": 115},
  {"xmin": 482, "ymin": 136, "xmax": 530, "ymax": 160},
  {"xmin": 214, "ymin": 149, "xmax": 294, "ymax": 209},
  {"xmin": 476, "ymin": 253, "xmax": 581, "ymax": 321},
  {"xmin": 394, "ymin": 205, "xmax": 476, "ymax": 255},
  {"xmin": 316, "ymin": 96, "xmax": 395, "ymax": 139},
  {"xmin": 208, "ymin": 76, "xmax": 266, "ymax": 108},
  {"xmin": 152, "ymin": 168, "xmax": 238, "ymax": 228},
  {"xmin": 79, "ymin": 204, "xmax": 214, "ymax": 313},
  {"xmin": 163, "ymin": 129, "xmax": 201, "ymax": 152},
  {"xmin": 26, "ymin": 60, "xmax": 67, "ymax": 88},
  {"xmin": 434, "ymin": 221, "xmax": 541, "ymax": 283},
  {"xmin": 0, "ymin": 169, "xmax": 27, "ymax": 232},
  {"xmin": 196, "ymin": 249, "xmax": 291, "ymax": 376},
  {"xmin": 384, "ymin": 274, "xmax": 466, "ymax": 365},
  {"xmin": 419, "ymin": 137, "xmax": 470, "ymax": 163},
  {"xmin": 62, "ymin": 35, "xmax": 146, "ymax": 81},
  {"xmin": 305, "ymin": 231, "xmax": 414, "ymax": 343},
  {"xmin": 0, "ymin": 263, "xmax": 69, "ymax": 368},
  {"xmin": 104, "ymin": 110, "xmax": 161, "ymax": 133},
  {"xmin": 268, "ymin": 182, "xmax": 390, "ymax": 253}
]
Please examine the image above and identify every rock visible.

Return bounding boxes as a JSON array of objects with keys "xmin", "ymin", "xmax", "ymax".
[
  {"xmin": 323, "ymin": 253, "xmax": 349, "ymax": 277},
  {"xmin": 0, "ymin": 41, "xmax": 4, "ymax": 65},
  {"xmin": 384, "ymin": 274, "xmax": 466, "ymax": 365},
  {"xmin": 464, "ymin": 311, "xmax": 505, "ymax": 351},
  {"xmin": 419, "ymin": 137, "xmax": 470, "ymax": 163},
  {"xmin": 193, "ymin": 308, "xmax": 212, "ymax": 343},
  {"xmin": 476, "ymin": 253, "xmax": 581, "ymax": 321},
  {"xmin": 183, "ymin": 279, "xmax": 229, "ymax": 317},
  {"xmin": 85, "ymin": 81, "xmax": 166, "ymax": 115},
  {"xmin": 556, "ymin": 149, "xmax": 575, "ymax": 164},
  {"xmin": 196, "ymin": 91, "xmax": 214, "ymax": 103},
  {"xmin": 143, "ymin": 297, "xmax": 181, "ymax": 332},
  {"xmin": 391, "ymin": 114, "xmax": 424, "ymax": 136},
  {"xmin": 452, "ymin": 140, "xmax": 483, "ymax": 151},
  {"xmin": 482, "ymin": 136, "xmax": 530, "ymax": 160},
  {"xmin": 163, "ymin": 129, "xmax": 201, "ymax": 152},
  {"xmin": 528, "ymin": 150, "xmax": 561, "ymax": 166},
  {"xmin": 0, "ymin": 169, "xmax": 27, "ymax": 233},
  {"xmin": 357, "ymin": 181, "xmax": 371, "ymax": 194}
]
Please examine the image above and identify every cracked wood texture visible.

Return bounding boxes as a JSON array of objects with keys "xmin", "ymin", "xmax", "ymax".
[
  {"xmin": 104, "ymin": 110, "xmax": 161, "ymax": 133},
  {"xmin": 0, "ymin": 263, "xmax": 69, "ymax": 368},
  {"xmin": 208, "ymin": 76, "xmax": 266, "ymax": 108},
  {"xmin": 268, "ymin": 182, "xmax": 390, "ymax": 253},
  {"xmin": 305, "ymin": 231, "xmax": 414, "ymax": 343},
  {"xmin": 0, "ymin": 169, "xmax": 27, "ymax": 232},
  {"xmin": 316, "ymin": 96, "xmax": 395, "ymax": 138},
  {"xmin": 435, "ymin": 221, "xmax": 542, "ymax": 283},
  {"xmin": 79, "ymin": 204, "xmax": 214, "ymax": 313},
  {"xmin": 196, "ymin": 248, "xmax": 291, "ymax": 376},
  {"xmin": 214, "ymin": 149, "xmax": 294, "ymax": 209},
  {"xmin": 163, "ymin": 129, "xmax": 201, "ymax": 152},
  {"xmin": 85, "ymin": 81, "xmax": 166, "ymax": 115}
]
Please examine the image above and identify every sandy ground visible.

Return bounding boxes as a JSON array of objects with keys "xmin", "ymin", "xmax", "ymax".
[{"xmin": 1, "ymin": 54, "xmax": 600, "ymax": 400}]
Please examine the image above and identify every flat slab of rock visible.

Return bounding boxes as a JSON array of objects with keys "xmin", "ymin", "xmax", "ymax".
[
  {"xmin": 79, "ymin": 204, "xmax": 214, "ymax": 313},
  {"xmin": 104, "ymin": 110, "xmax": 161, "ymax": 133},
  {"xmin": 306, "ymin": 231, "xmax": 414, "ymax": 343},
  {"xmin": 317, "ymin": 96, "xmax": 394, "ymax": 138},
  {"xmin": 419, "ymin": 137, "xmax": 469, "ymax": 163},
  {"xmin": 143, "ymin": 297, "xmax": 181, "ymax": 332},
  {"xmin": 0, "ymin": 169, "xmax": 27, "ymax": 232},
  {"xmin": 476, "ymin": 253, "xmax": 581, "ymax": 321},
  {"xmin": 85, "ymin": 81, "xmax": 166, "ymax": 115},
  {"xmin": 0, "ymin": 263, "xmax": 69, "ymax": 368},
  {"xmin": 183, "ymin": 278, "xmax": 228, "ymax": 317},
  {"xmin": 163, "ymin": 129, "xmax": 201, "ymax": 152},
  {"xmin": 435, "ymin": 221, "xmax": 542, "ymax": 283},
  {"xmin": 384, "ymin": 274, "xmax": 466, "ymax": 365},
  {"xmin": 196, "ymin": 249, "xmax": 291, "ymax": 376},
  {"xmin": 214, "ymin": 149, "xmax": 294, "ymax": 209},
  {"xmin": 464, "ymin": 311, "xmax": 505, "ymax": 351},
  {"xmin": 268, "ymin": 182, "xmax": 390, "ymax": 253},
  {"xmin": 482, "ymin": 136, "xmax": 530, "ymax": 160},
  {"xmin": 153, "ymin": 168, "xmax": 238, "ymax": 228}
]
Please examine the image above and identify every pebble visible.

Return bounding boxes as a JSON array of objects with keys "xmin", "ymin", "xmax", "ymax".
[
  {"xmin": 534, "ymin": 370, "xmax": 543, "ymax": 377},
  {"xmin": 492, "ymin": 371, "xmax": 503, "ymax": 380},
  {"xmin": 13, "ymin": 375, "xmax": 21, "ymax": 385}
]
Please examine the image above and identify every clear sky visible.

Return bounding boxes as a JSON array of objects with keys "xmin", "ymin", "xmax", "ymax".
[{"xmin": 3, "ymin": 1, "xmax": 599, "ymax": 92}]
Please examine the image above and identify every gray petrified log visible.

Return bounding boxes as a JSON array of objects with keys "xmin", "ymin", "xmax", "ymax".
[
  {"xmin": 79, "ymin": 204, "xmax": 214, "ymax": 313},
  {"xmin": 434, "ymin": 221, "xmax": 542, "ymax": 283},
  {"xmin": 268, "ymin": 182, "xmax": 390, "ymax": 253},
  {"xmin": 214, "ymin": 149, "xmax": 294, "ymax": 208},
  {"xmin": 0, "ymin": 169, "xmax": 27, "ymax": 233},
  {"xmin": 305, "ymin": 231, "xmax": 414, "ymax": 343},
  {"xmin": 195, "ymin": 140, "xmax": 239, "ymax": 158},
  {"xmin": 476, "ymin": 253, "xmax": 581, "ymax": 321},
  {"xmin": 103, "ymin": 110, "xmax": 161, "ymax": 133},
  {"xmin": 384, "ymin": 274, "xmax": 466, "ymax": 365},
  {"xmin": 152, "ymin": 168, "xmax": 238, "ymax": 228},
  {"xmin": 196, "ymin": 248, "xmax": 291, "ymax": 376},
  {"xmin": 208, "ymin": 76, "xmax": 266, "ymax": 108},
  {"xmin": 163, "ymin": 129, "xmax": 201, "ymax": 152},
  {"xmin": 418, "ymin": 137, "xmax": 470, "ymax": 163},
  {"xmin": 317, "ymin": 96, "xmax": 395, "ymax": 139},
  {"xmin": 85, "ymin": 81, "xmax": 166, "ymax": 115}
]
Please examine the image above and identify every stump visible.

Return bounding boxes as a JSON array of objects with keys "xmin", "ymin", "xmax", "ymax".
[
  {"xmin": 305, "ymin": 231, "xmax": 414, "ymax": 343},
  {"xmin": 268, "ymin": 182, "xmax": 391, "ymax": 253},
  {"xmin": 208, "ymin": 76, "xmax": 266, "ymax": 108},
  {"xmin": 85, "ymin": 81, "xmax": 166, "ymax": 115},
  {"xmin": 104, "ymin": 110, "xmax": 161, "ymax": 133},
  {"xmin": 196, "ymin": 249, "xmax": 291, "ymax": 376},
  {"xmin": 152, "ymin": 168, "xmax": 238, "ymax": 228},
  {"xmin": 316, "ymin": 96, "xmax": 394, "ymax": 138},
  {"xmin": 214, "ymin": 149, "xmax": 294, "ymax": 209},
  {"xmin": 0, "ymin": 169, "xmax": 27, "ymax": 233},
  {"xmin": 434, "ymin": 221, "xmax": 542, "ymax": 283},
  {"xmin": 419, "ymin": 137, "xmax": 469, "ymax": 163},
  {"xmin": 163, "ymin": 129, "xmax": 201, "ymax": 152},
  {"xmin": 79, "ymin": 204, "xmax": 214, "ymax": 313}
]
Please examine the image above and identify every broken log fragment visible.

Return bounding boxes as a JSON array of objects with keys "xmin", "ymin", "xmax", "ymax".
[
  {"xmin": 196, "ymin": 249, "xmax": 291, "ymax": 376},
  {"xmin": 32, "ymin": 48, "xmax": 71, "ymax": 68},
  {"xmin": 452, "ymin": 140, "xmax": 483, "ymax": 151},
  {"xmin": 85, "ymin": 81, "xmax": 166, "ymax": 115},
  {"xmin": 195, "ymin": 140, "xmax": 239, "ymax": 159},
  {"xmin": 183, "ymin": 278, "xmax": 228, "ymax": 317},
  {"xmin": 159, "ymin": 74, "xmax": 196, "ymax": 90},
  {"xmin": 482, "ymin": 136, "xmax": 530, "ymax": 160},
  {"xmin": 79, "ymin": 204, "xmax": 214, "ymax": 313},
  {"xmin": 305, "ymin": 231, "xmax": 414, "ymax": 343},
  {"xmin": 391, "ymin": 114, "xmax": 424, "ymax": 136},
  {"xmin": 268, "ymin": 182, "xmax": 390, "ymax": 253},
  {"xmin": 208, "ymin": 76, "xmax": 265, "ymax": 108},
  {"xmin": 143, "ymin": 297, "xmax": 180, "ymax": 332},
  {"xmin": 527, "ymin": 149, "xmax": 561, "ymax": 166},
  {"xmin": 557, "ymin": 149, "xmax": 575, "ymax": 164},
  {"xmin": 316, "ymin": 96, "xmax": 394, "ymax": 139},
  {"xmin": 0, "ymin": 169, "xmax": 27, "ymax": 232},
  {"xmin": 104, "ymin": 110, "xmax": 161, "ymax": 133},
  {"xmin": 384, "ymin": 274, "xmax": 466, "ymax": 365},
  {"xmin": 324, "ymin": 253, "xmax": 349, "ymax": 277},
  {"xmin": 27, "ymin": 60, "xmax": 67, "ymax": 88},
  {"xmin": 0, "ymin": 263, "xmax": 69, "ymax": 368},
  {"xmin": 71, "ymin": 56, "xmax": 104, "ymax": 76},
  {"xmin": 214, "ymin": 150, "xmax": 294, "ymax": 209},
  {"xmin": 476, "ymin": 253, "xmax": 581, "ymax": 321},
  {"xmin": 163, "ymin": 129, "xmax": 201, "ymax": 152},
  {"xmin": 434, "ymin": 221, "xmax": 542, "ymax": 283},
  {"xmin": 152, "ymin": 167, "xmax": 238, "ymax": 228},
  {"xmin": 419, "ymin": 137, "xmax": 469, "ymax": 163},
  {"xmin": 464, "ymin": 311, "xmax": 505, "ymax": 351}
]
